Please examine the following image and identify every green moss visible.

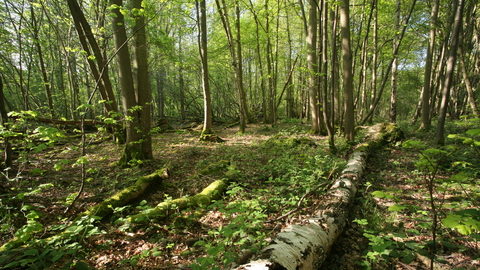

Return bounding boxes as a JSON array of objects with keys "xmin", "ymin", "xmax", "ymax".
[
  {"xmin": 264, "ymin": 135, "xmax": 316, "ymax": 148},
  {"xmin": 130, "ymin": 179, "xmax": 227, "ymax": 224},
  {"xmin": 85, "ymin": 169, "xmax": 165, "ymax": 217},
  {"xmin": 199, "ymin": 160, "xmax": 230, "ymax": 176}
]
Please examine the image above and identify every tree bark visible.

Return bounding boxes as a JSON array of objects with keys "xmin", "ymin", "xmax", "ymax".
[
  {"xmin": 0, "ymin": 75, "xmax": 13, "ymax": 168},
  {"xmin": 436, "ymin": 0, "xmax": 465, "ymax": 145},
  {"xmin": 389, "ymin": 0, "xmax": 401, "ymax": 123},
  {"xmin": 30, "ymin": 3, "xmax": 55, "ymax": 118},
  {"xmin": 132, "ymin": 0, "xmax": 153, "ymax": 159},
  {"xmin": 197, "ymin": 0, "xmax": 214, "ymax": 136},
  {"xmin": 420, "ymin": 0, "xmax": 439, "ymax": 130},
  {"xmin": 458, "ymin": 46, "xmax": 479, "ymax": 116},
  {"xmin": 66, "ymin": 0, "xmax": 119, "ymax": 117},
  {"xmin": 321, "ymin": 0, "xmax": 336, "ymax": 152},
  {"xmin": 110, "ymin": 0, "xmax": 144, "ymax": 165},
  {"xmin": 215, "ymin": 0, "xmax": 248, "ymax": 133},
  {"xmin": 306, "ymin": 0, "xmax": 321, "ymax": 134},
  {"xmin": 340, "ymin": 0, "xmax": 355, "ymax": 141}
]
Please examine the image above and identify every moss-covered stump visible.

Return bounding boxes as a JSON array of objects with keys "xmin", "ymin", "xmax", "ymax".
[
  {"xmin": 129, "ymin": 179, "xmax": 226, "ymax": 223},
  {"xmin": 0, "ymin": 168, "xmax": 167, "ymax": 253},
  {"xmin": 235, "ymin": 123, "xmax": 403, "ymax": 270}
]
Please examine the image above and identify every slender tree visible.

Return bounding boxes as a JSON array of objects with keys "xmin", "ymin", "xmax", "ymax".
[
  {"xmin": 321, "ymin": 0, "xmax": 336, "ymax": 152},
  {"xmin": 389, "ymin": 0, "xmax": 401, "ymax": 123},
  {"xmin": 215, "ymin": 0, "xmax": 248, "ymax": 133},
  {"xmin": 110, "ymin": 0, "xmax": 152, "ymax": 165},
  {"xmin": 197, "ymin": 0, "xmax": 214, "ymax": 136},
  {"xmin": 419, "ymin": 0, "xmax": 439, "ymax": 130},
  {"xmin": 436, "ymin": 0, "xmax": 465, "ymax": 145},
  {"xmin": 66, "ymin": 0, "xmax": 120, "ymax": 119},
  {"xmin": 340, "ymin": 0, "xmax": 355, "ymax": 141},
  {"xmin": 0, "ymin": 75, "xmax": 12, "ymax": 168},
  {"xmin": 132, "ymin": 0, "xmax": 153, "ymax": 159},
  {"xmin": 306, "ymin": 0, "xmax": 321, "ymax": 134}
]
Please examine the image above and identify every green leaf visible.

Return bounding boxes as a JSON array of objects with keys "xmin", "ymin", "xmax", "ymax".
[
  {"xmin": 449, "ymin": 172, "xmax": 470, "ymax": 183},
  {"xmin": 371, "ymin": 190, "xmax": 386, "ymax": 198},
  {"xmin": 456, "ymin": 225, "xmax": 473, "ymax": 236},
  {"xmin": 152, "ymin": 251, "xmax": 163, "ymax": 256},
  {"xmin": 388, "ymin": 204, "xmax": 406, "ymax": 212},
  {"xmin": 23, "ymin": 249, "xmax": 39, "ymax": 256},
  {"xmin": 466, "ymin": 128, "xmax": 480, "ymax": 136},
  {"xmin": 402, "ymin": 252, "xmax": 416, "ymax": 264},
  {"xmin": 402, "ymin": 140, "xmax": 425, "ymax": 148},
  {"xmin": 75, "ymin": 261, "xmax": 91, "ymax": 270},
  {"xmin": 442, "ymin": 215, "xmax": 461, "ymax": 228},
  {"xmin": 51, "ymin": 251, "xmax": 65, "ymax": 262}
]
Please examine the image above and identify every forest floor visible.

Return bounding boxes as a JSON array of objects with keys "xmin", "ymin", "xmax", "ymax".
[{"xmin": 0, "ymin": 121, "xmax": 479, "ymax": 269}]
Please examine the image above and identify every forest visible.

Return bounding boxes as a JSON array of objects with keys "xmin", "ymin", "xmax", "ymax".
[{"xmin": 0, "ymin": 0, "xmax": 479, "ymax": 269}]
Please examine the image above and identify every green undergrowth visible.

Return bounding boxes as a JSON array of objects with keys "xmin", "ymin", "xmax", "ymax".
[
  {"xmin": 1, "ymin": 123, "xmax": 349, "ymax": 269},
  {"xmin": 354, "ymin": 118, "xmax": 480, "ymax": 270}
]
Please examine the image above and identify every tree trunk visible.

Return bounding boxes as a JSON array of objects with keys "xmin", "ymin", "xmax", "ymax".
[
  {"xmin": 340, "ymin": 0, "xmax": 355, "ymax": 141},
  {"xmin": 360, "ymin": 0, "xmax": 417, "ymax": 126},
  {"xmin": 247, "ymin": 0, "xmax": 267, "ymax": 121},
  {"xmin": 132, "ymin": 0, "xmax": 153, "ymax": 159},
  {"xmin": 330, "ymin": 6, "xmax": 340, "ymax": 127},
  {"xmin": 66, "ymin": 0, "xmax": 121, "ymax": 133},
  {"xmin": 30, "ymin": 3, "xmax": 55, "ymax": 118},
  {"xmin": 389, "ymin": 0, "xmax": 400, "ymax": 123},
  {"xmin": 306, "ymin": 0, "xmax": 320, "ymax": 134},
  {"xmin": 436, "ymin": 0, "xmax": 465, "ymax": 145},
  {"xmin": 110, "ymin": 0, "xmax": 145, "ymax": 165},
  {"xmin": 0, "ymin": 75, "xmax": 12, "ymax": 168},
  {"xmin": 215, "ymin": 0, "xmax": 248, "ymax": 133},
  {"xmin": 420, "ymin": 0, "xmax": 439, "ymax": 130},
  {"xmin": 321, "ymin": 0, "xmax": 336, "ymax": 152},
  {"xmin": 458, "ymin": 46, "xmax": 479, "ymax": 116},
  {"xmin": 197, "ymin": 0, "xmax": 214, "ymax": 136},
  {"xmin": 234, "ymin": 0, "xmax": 249, "ymax": 132}
]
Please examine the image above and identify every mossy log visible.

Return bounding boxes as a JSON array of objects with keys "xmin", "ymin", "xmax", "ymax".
[
  {"xmin": 0, "ymin": 168, "xmax": 166, "ymax": 252},
  {"xmin": 129, "ymin": 179, "xmax": 226, "ymax": 223},
  {"xmin": 84, "ymin": 168, "xmax": 167, "ymax": 217},
  {"xmin": 235, "ymin": 123, "xmax": 403, "ymax": 270}
]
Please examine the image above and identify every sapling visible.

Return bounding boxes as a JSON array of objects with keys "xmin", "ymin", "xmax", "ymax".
[{"xmin": 403, "ymin": 140, "xmax": 457, "ymax": 270}]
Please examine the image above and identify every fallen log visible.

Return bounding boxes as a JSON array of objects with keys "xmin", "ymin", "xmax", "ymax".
[
  {"xmin": 129, "ymin": 179, "xmax": 227, "ymax": 223},
  {"xmin": 9, "ymin": 115, "xmax": 105, "ymax": 128},
  {"xmin": 235, "ymin": 123, "xmax": 404, "ymax": 270},
  {"xmin": 0, "ymin": 168, "xmax": 167, "ymax": 252}
]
